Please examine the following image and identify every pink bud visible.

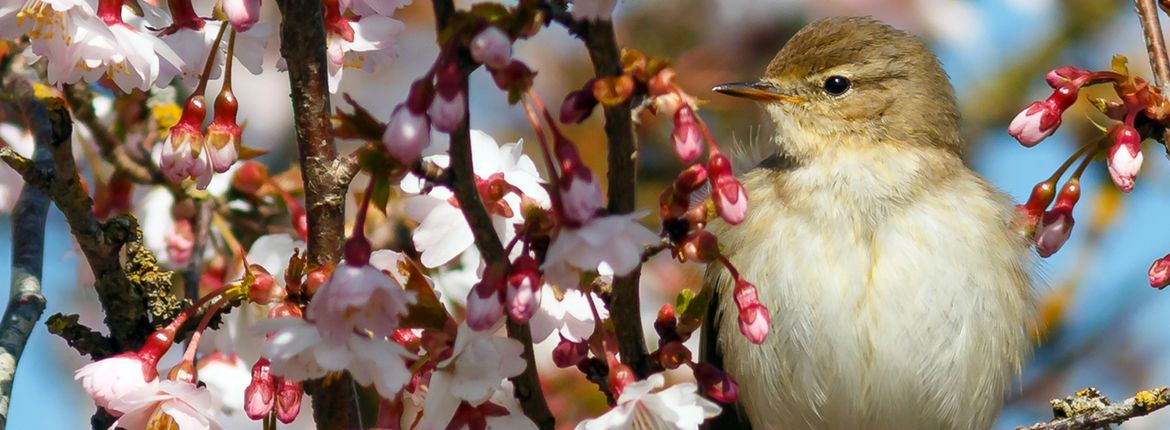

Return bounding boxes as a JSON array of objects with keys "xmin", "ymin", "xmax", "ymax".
[
  {"xmin": 205, "ymin": 89, "xmax": 241, "ymax": 174},
  {"xmin": 245, "ymin": 359, "xmax": 275, "ymax": 420},
  {"xmin": 693, "ymin": 362, "xmax": 739, "ymax": 404},
  {"xmin": 680, "ymin": 230, "xmax": 719, "ymax": 263},
  {"xmin": 671, "ymin": 105, "xmax": 702, "ymax": 163},
  {"xmin": 470, "ymin": 26, "xmax": 512, "ymax": 69},
  {"xmin": 1045, "ymin": 66, "xmax": 1090, "ymax": 89},
  {"xmin": 161, "ymin": 95, "xmax": 207, "ymax": 184},
  {"xmin": 1034, "ymin": 207, "xmax": 1074, "ymax": 258},
  {"xmin": 465, "ymin": 281, "xmax": 504, "ymax": 331},
  {"xmin": 223, "ymin": 0, "xmax": 261, "ymax": 32},
  {"xmin": 275, "ymin": 377, "xmax": 302, "ymax": 424},
  {"xmin": 382, "ymin": 104, "xmax": 431, "ymax": 163},
  {"xmin": 429, "ymin": 63, "xmax": 465, "ymax": 133},
  {"xmin": 710, "ymin": 167, "xmax": 748, "ymax": 225},
  {"xmin": 559, "ymin": 173, "xmax": 603, "ymax": 225},
  {"xmin": 733, "ymin": 280, "xmax": 769, "ymax": 344},
  {"xmin": 1008, "ymin": 101, "xmax": 1062, "ymax": 147},
  {"xmin": 247, "ymin": 264, "xmax": 287, "ymax": 304},
  {"xmin": 1107, "ymin": 124, "xmax": 1143, "ymax": 193},
  {"xmin": 560, "ymin": 88, "xmax": 598, "ymax": 124},
  {"xmin": 1150, "ymin": 254, "xmax": 1170, "ymax": 289},
  {"xmin": 505, "ymin": 256, "xmax": 541, "ymax": 323},
  {"xmin": 658, "ymin": 340, "xmax": 692, "ymax": 369},
  {"xmin": 552, "ymin": 336, "xmax": 589, "ymax": 368}
]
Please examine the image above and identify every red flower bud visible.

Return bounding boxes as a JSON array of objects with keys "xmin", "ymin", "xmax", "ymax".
[
  {"xmin": 658, "ymin": 340, "xmax": 691, "ymax": 369},
  {"xmin": 672, "ymin": 105, "xmax": 702, "ymax": 163},
  {"xmin": 274, "ymin": 377, "xmax": 302, "ymax": 424},
  {"xmin": 505, "ymin": 256, "xmax": 542, "ymax": 323},
  {"xmin": 244, "ymin": 359, "xmax": 275, "ymax": 420},
  {"xmin": 560, "ymin": 88, "xmax": 598, "ymax": 124},
  {"xmin": 1149, "ymin": 254, "xmax": 1170, "ymax": 289},
  {"xmin": 552, "ymin": 336, "xmax": 590, "ymax": 368},
  {"xmin": 1106, "ymin": 124, "xmax": 1143, "ymax": 193},
  {"xmin": 733, "ymin": 280, "xmax": 769, "ymax": 344},
  {"xmin": 693, "ymin": 362, "xmax": 739, "ymax": 404},
  {"xmin": 1008, "ymin": 100, "xmax": 1062, "ymax": 147}
]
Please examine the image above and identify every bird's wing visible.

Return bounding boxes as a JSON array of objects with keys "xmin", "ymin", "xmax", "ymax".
[{"xmin": 700, "ymin": 266, "xmax": 754, "ymax": 430}]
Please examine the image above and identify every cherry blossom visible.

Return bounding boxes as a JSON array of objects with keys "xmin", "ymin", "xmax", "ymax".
[
  {"xmin": 404, "ymin": 130, "xmax": 549, "ymax": 268},
  {"xmin": 322, "ymin": 1, "xmax": 406, "ymax": 92},
  {"xmin": 305, "ymin": 253, "xmax": 417, "ymax": 342},
  {"xmin": 529, "ymin": 285, "xmax": 608, "ymax": 343},
  {"xmin": 417, "ymin": 322, "xmax": 526, "ymax": 430},
  {"xmin": 107, "ymin": 380, "xmax": 223, "ymax": 430},
  {"xmin": 575, "ymin": 373, "xmax": 720, "ymax": 430},
  {"xmin": 542, "ymin": 213, "xmax": 659, "ymax": 288},
  {"xmin": 258, "ymin": 317, "xmax": 414, "ymax": 398},
  {"xmin": 74, "ymin": 353, "xmax": 158, "ymax": 411}
]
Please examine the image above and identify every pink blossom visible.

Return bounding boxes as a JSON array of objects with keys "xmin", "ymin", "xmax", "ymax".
[
  {"xmin": 161, "ymin": 96, "xmax": 207, "ymax": 185},
  {"xmin": 223, "ymin": 0, "xmax": 261, "ymax": 32},
  {"xmin": 470, "ymin": 26, "xmax": 512, "ymax": 69},
  {"xmin": 74, "ymin": 353, "xmax": 157, "ymax": 411},
  {"xmin": 1150, "ymin": 254, "xmax": 1170, "ymax": 289},
  {"xmin": 340, "ymin": 0, "xmax": 411, "ymax": 16},
  {"xmin": 258, "ymin": 317, "xmax": 415, "ymax": 398},
  {"xmin": 575, "ymin": 373, "xmax": 719, "ymax": 430},
  {"xmin": 1106, "ymin": 124, "xmax": 1143, "ymax": 193},
  {"xmin": 671, "ymin": 105, "xmax": 702, "ymax": 163},
  {"xmin": 530, "ymin": 285, "xmax": 608, "ymax": 343},
  {"xmin": 542, "ymin": 213, "xmax": 659, "ymax": 285},
  {"xmin": 382, "ymin": 104, "xmax": 431, "ymax": 163},
  {"xmin": 322, "ymin": 6, "xmax": 405, "ymax": 91},
  {"xmin": 418, "ymin": 323, "xmax": 527, "ymax": 430},
  {"xmin": 1008, "ymin": 100, "xmax": 1062, "ymax": 147},
  {"xmin": 306, "ymin": 258, "xmax": 416, "ymax": 343},
  {"xmin": 107, "ymin": 380, "xmax": 222, "ymax": 430}
]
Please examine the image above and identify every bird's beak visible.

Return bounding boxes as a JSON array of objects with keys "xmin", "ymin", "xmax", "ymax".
[{"xmin": 712, "ymin": 81, "xmax": 803, "ymax": 104}]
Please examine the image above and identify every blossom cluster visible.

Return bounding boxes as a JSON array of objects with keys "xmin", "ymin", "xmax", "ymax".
[{"xmin": 1007, "ymin": 57, "xmax": 1170, "ymax": 289}]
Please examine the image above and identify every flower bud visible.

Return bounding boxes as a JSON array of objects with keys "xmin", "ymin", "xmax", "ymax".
[
  {"xmin": 248, "ymin": 264, "xmax": 287, "ymax": 305},
  {"xmin": 232, "ymin": 161, "xmax": 269, "ymax": 195},
  {"xmin": 161, "ymin": 95, "xmax": 207, "ymax": 184},
  {"xmin": 679, "ymin": 230, "xmax": 719, "ymax": 263},
  {"xmin": 653, "ymin": 304, "xmax": 677, "ymax": 340},
  {"xmin": 274, "ymin": 377, "xmax": 302, "ymax": 424},
  {"xmin": 1150, "ymin": 254, "xmax": 1170, "ymax": 289},
  {"xmin": 658, "ymin": 340, "xmax": 691, "ymax": 369},
  {"xmin": 607, "ymin": 363, "xmax": 636, "ymax": 399},
  {"xmin": 466, "ymin": 281, "xmax": 504, "ymax": 331},
  {"xmin": 1045, "ymin": 66, "xmax": 1090, "ymax": 89},
  {"xmin": 693, "ymin": 362, "xmax": 739, "ymax": 404},
  {"xmin": 648, "ymin": 68, "xmax": 676, "ymax": 97},
  {"xmin": 470, "ymin": 26, "xmax": 512, "ymax": 69},
  {"xmin": 223, "ymin": 0, "xmax": 261, "ymax": 32},
  {"xmin": 552, "ymin": 336, "xmax": 589, "ymax": 368},
  {"xmin": 429, "ymin": 63, "xmax": 465, "ymax": 133},
  {"xmin": 674, "ymin": 164, "xmax": 708, "ymax": 195},
  {"xmin": 708, "ymin": 153, "xmax": 748, "ymax": 225},
  {"xmin": 560, "ymin": 88, "xmax": 598, "ymax": 124},
  {"xmin": 206, "ymin": 88, "xmax": 242, "ymax": 174},
  {"xmin": 382, "ymin": 104, "xmax": 431, "ymax": 163},
  {"xmin": 1106, "ymin": 124, "xmax": 1143, "ymax": 193},
  {"xmin": 1034, "ymin": 207, "xmax": 1074, "ymax": 258},
  {"xmin": 671, "ymin": 105, "xmax": 702, "ymax": 163},
  {"xmin": 244, "ymin": 358, "xmax": 275, "ymax": 420},
  {"xmin": 733, "ymin": 280, "xmax": 769, "ymax": 344},
  {"xmin": 1008, "ymin": 101, "xmax": 1062, "ymax": 147},
  {"xmin": 505, "ymin": 256, "xmax": 542, "ymax": 323}
]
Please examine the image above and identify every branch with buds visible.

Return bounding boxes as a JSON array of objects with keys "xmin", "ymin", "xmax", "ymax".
[{"xmin": 1016, "ymin": 387, "xmax": 1170, "ymax": 430}]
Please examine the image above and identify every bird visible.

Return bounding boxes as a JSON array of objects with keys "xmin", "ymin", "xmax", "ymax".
[{"xmin": 700, "ymin": 16, "xmax": 1037, "ymax": 430}]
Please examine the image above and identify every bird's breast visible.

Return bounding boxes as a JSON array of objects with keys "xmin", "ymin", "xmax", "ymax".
[{"xmin": 712, "ymin": 157, "xmax": 1034, "ymax": 430}]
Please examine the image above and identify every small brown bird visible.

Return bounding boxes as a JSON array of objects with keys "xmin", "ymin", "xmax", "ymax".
[{"xmin": 702, "ymin": 17, "xmax": 1036, "ymax": 429}]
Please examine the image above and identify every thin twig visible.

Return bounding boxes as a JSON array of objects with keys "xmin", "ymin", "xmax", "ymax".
[
  {"xmin": 431, "ymin": 1, "xmax": 555, "ymax": 428},
  {"xmin": 543, "ymin": 0, "xmax": 653, "ymax": 377},
  {"xmin": 0, "ymin": 77, "xmax": 53, "ymax": 430},
  {"xmin": 1016, "ymin": 387, "xmax": 1170, "ymax": 430}
]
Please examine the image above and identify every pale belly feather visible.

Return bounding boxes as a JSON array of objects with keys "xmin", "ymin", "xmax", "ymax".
[{"xmin": 711, "ymin": 162, "xmax": 1034, "ymax": 430}]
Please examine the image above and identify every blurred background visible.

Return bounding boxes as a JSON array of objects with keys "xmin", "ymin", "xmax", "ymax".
[{"xmin": 5, "ymin": 0, "xmax": 1170, "ymax": 428}]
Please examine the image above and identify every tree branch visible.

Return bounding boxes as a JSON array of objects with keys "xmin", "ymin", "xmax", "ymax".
[
  {"xmin": 545, "ymin": 1, "xmax": 653, "ymax": 377},
  {"xmin": 1016, "ymin": 387, "xmax": 1170, "ymax": 430},
  {"xmin": 1138, "ymin": 0, "xmax": 1170, "ymax": 90},
  {"xmin": 431, "ymin": 1, "xmax": 554, "ymax": 428},
  {"xmin": 0, "ymin": 76, "xmax": 53, "ymax": 429}
]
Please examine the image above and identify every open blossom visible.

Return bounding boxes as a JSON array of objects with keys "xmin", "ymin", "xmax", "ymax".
[
  {"xmin": 576, "ymin": 373, "xmax": 720, "ymax": 430},
  {"xmin": 258, "ymin": 317, "xmax": 414, "ymax": 398},
  {"xmin": 560, "ymin": 173, "xmax": 603, "ymax": 225},
  {"xmin": 542, "ymin": 213, "xmax": 659, "ymax": 288},
  {"xmin": 322, "ymin": 0, "xmax": 406, "ymax": 92},
  {"xmin": 306, "ymin": 254, "xmax": 417, "ymax": 342},
  {"xmin": 107, "ymin": 380, "xmax": 223, "ymax": 430},
  {"xmin": 404, "ymin": 130, "xmax": 549, "ymax": 267},
  {"xmin": 530, "ymin": 285, "xmax": 608, "ymax": 343},
  {"xmin": 74, "ymin": 353, "xmax": 158, "ymax": 411},
  {"xmin": 418, "ymin": 322, "xmax": 526, "ymax": 430}
]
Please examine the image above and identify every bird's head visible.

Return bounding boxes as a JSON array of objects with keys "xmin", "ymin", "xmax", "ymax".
[{"xmin": 714, "ymin": 17, "xmax": 962, "ymax": 161}]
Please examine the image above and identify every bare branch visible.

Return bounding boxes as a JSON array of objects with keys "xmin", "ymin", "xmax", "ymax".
[
  {"xmin": 0, "ymin": 75, "xmax": 53, "ymax": 430},
  {"xmin": 1137, "ymin": 0, "xmax": 1170, "ymax": 90},
  {"xmin": 1016, "ymin": 387, "xmax": 1170, "ymax": 430}
]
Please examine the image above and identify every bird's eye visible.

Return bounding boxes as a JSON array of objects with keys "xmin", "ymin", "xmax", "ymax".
[{"xmin": 822, "ymin": 76, "xmax": 851, "ymax": 96}]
